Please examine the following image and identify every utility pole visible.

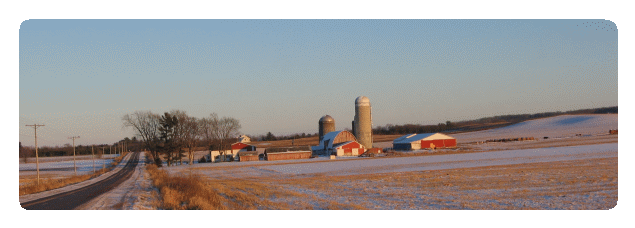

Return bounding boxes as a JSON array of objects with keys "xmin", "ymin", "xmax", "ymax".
[
  {"xmin": 92, "ymin": 145, "xmax": 95, "ymax": 173},
  {"xmin": 25, "ymin": 124, "xmax": 44, "ymax": 185},
  {"xmin": 68, "ymin": 136, "xmax": 80, "ymax": 175},
  {"xmin": 102, "ymin": 147, "xmax": 106, "ymax": 170},
  {"xmin": 101, "ymin": 147, "xmax": 105, "ymax": 170}
]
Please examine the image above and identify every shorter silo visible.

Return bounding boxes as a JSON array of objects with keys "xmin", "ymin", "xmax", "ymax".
[{"xmin": 319, "ymin": 115, "xmax": 336, "ymax": 141}]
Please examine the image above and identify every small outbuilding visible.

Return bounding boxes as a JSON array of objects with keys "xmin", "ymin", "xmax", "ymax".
[
  {"xmin": 264, "ymin": 146, "xmax": 313, "ymax": 161},
  {"xmin": 238, "ymin": 151, "xmax": 259, "ymax": 162},
  {"xmin": 392, "ymin": 133, "xmax": 457, "ymax": 150}
]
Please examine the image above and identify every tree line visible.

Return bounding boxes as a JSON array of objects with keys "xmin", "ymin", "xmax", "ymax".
[
  {"xmin": 19, "ymin": 138, "xmax": 135, "ymax": 163},
  {"xmin": 244, "ymin": 132, "xmax": 318, "ymax": 142},
  {"xmin": 122, "ymin": 110, "xmax": 241, "ymax": 167}
]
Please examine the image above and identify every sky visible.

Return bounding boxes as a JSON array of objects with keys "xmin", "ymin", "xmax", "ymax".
[{"xmin": 18, "ymin": 19, "xmax": 618, "ymax": 147}]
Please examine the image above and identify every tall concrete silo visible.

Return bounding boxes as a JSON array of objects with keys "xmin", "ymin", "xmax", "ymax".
[
  {"xmin": 319, "ymin": 115, "xmax": 335, "ymax": 141},
  {"xmin": 353, "ymin": 96, "xmax": 373, "ymax": 149}
]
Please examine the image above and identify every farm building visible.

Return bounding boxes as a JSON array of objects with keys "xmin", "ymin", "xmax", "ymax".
[
  {"xmin": 206, "ymin": 150, "xmax": 235, "ymax": 162},
  {"xmin": 231, "ymin": 142, "xmax": 256, "ymax": 153},
  {"xmin": 238, "ymin": 151, "xmax": 259, "ymax": 162},
  {"xmin": 392, "ymin": 133, "xmax": 457, "ymax": 150},
  {"xmin": 231, "ymin": 142, "xmax": 257, "ymax": 161},
  {"xmin": 312, "ymin": 130, "xmax": 366, "ymax": 156},
  {"xmin": 238, "ymin": 135, "xmax": 251, "ymax": 143},
  {"xmin": 203, "ymin": 143, "xmax": 256, "ymax": 162},
  {"xmin": 264, "ymin": 146, "xmax": 313, "ymax": 161}
]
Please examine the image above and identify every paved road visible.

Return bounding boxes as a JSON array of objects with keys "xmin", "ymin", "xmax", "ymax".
[{"xmin": 21, "ymin": 152, "xmax": 141, "ymax": 210}]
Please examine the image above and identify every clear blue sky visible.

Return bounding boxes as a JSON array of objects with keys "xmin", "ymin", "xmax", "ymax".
[{"xmin": 19, "ymin": 19, "xmax": 618, "ymax": 147}]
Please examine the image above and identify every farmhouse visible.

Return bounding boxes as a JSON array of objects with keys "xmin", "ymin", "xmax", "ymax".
[
  {"xmin": 238, "ymin": 135, "xmax": 251, "ymax": 143},
  {"xmin": 264, "ymin": 146, "xmax": 313, "ymax": 161},
  {"xmin": 392, "ymin": 133, "xmax": 457, "ymax": 151},
  {"xmin": 312, "ymin": 130, "xmax": 366, "ymax": 156}
]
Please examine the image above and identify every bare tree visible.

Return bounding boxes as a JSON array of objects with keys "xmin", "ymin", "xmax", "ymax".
[
  {"xmin": 19, "ymin": 142, "xmax": 33, "ymax": 163},
  {"xmin": 199, "ymin": 113, "xmax": 219, "ymax": 161},
  {"xmin": 169, "ymin": 110, "xmax": 190, "ymax": 165},
  {"xmin": 216, "ymin": 116, "xmax": 241, "ymax": 161},
  {"xmin": 180, "ymin": 115, "xmax": 200, "ymax": 165},
  {"xmin": 122, "ymin": 111, "xmax": 162, "ymax": 165}
]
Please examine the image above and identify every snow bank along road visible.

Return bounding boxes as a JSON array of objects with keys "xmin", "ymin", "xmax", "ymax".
[{"xmin": 20, "ymin": 152, "xmax": 140, "ymax": 210}]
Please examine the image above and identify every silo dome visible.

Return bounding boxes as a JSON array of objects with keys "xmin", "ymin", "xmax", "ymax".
[
  {"xmin": 355, "ymin": 96, "xmax": 370, "ymax": 106},
  {"xmin": 319, "ymin": 115, "xmax": 335, "ymax": 123}
]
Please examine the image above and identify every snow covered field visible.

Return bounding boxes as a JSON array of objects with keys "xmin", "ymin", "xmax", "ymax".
[
  {"xmin": 155, "ymin": 114, "xmax": 617, "ymax": 209},
  {"xmin": 452, "ymin": 114, "xmax": 617, "ymax": 143},
  {"xmin": 170, "ymin": 143, "xmax": 616, "ymax": 177},
  {"xmin": 19, "ymin": 154, "xmax": 122, "ymax": 190},
  {"xmin": 19, "ymin": 154, "xmax": 119, "ymax": 164},
  {"xmin": 19, "ymin": 155, "xmax": 119, "ymax": 179},
  {"xmin": 161, "ymin": 142, "xmax": 617, "ymax": 209}
]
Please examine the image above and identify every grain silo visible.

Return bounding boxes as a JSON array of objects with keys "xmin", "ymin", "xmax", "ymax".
[
  {"xmin": 353, "ymin": 96, "xmax": 373, "ymax": 149},
  {"xmin": 319, "ymin": 115, "xmax": 335, "ymax": 141}
]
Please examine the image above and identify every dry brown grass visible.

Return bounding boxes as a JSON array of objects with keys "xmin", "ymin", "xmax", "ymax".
[
  {"xmin": 19, "ymin": 152, "xmax": 129, "ymax": 196},
  {"xmin": 149, "ymin": 166, "xmax": 369, "ymax": 209},
  {"xmin": 145, "ymin": 164, "xmax": 225, "ymax": 210}
]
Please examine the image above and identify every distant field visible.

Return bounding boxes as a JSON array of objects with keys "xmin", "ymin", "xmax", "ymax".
[{"xmin": 452, "ymin": 114, "xmax": 617, "ymax": 143}]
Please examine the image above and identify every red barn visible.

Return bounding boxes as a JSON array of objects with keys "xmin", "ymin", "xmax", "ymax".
[
  {"xmin": 332, "ymin": 141, "xmax": 365, "ymax": 156},
  {"xmin": 312, "ymin": 130, "xmax": 366, "ymax": 156},
  {"xmin": 393, "ymin": 133, "xmax": 457, "ymax": 151}
]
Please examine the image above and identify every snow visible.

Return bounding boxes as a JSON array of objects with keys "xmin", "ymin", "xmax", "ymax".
[
  {"xmin": 174, "ymin": 143, "xmax": 616, "ymax": 178},
  {"xmin": 259, "ymin": 143, "xmax": 617, "ymax": 175},
  {"xmin": 19, "ymin": 158, "xmax": 115, "ymax": 172},
  {"xmin": 451, "ymin": 114, "xmax": 617, "ymax": 143},
  {"xmin": 19, "ymin": 153, "xmax": 132, "ymax": 204},
  {"xmin": 78, "ymin": 152, "xmax": 157, "ymax": 210}
]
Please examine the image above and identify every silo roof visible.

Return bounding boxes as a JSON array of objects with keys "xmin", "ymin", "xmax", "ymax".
[
  {"xmin": 319, "ymin": 115, "xmax": 335, "ymax": 123},
  {"xmin": 355, "ymin": 96, "xmax": 370, "ymax": 106}
]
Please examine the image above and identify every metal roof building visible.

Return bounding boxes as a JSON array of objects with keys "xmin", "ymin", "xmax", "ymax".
[
  {"xmin": 312, "ymin": 130, "xmax": 366, "ymax": 156},
  {"xmin": 392, "ymin": 133, "xmax": 457, "ymax": 151}
]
